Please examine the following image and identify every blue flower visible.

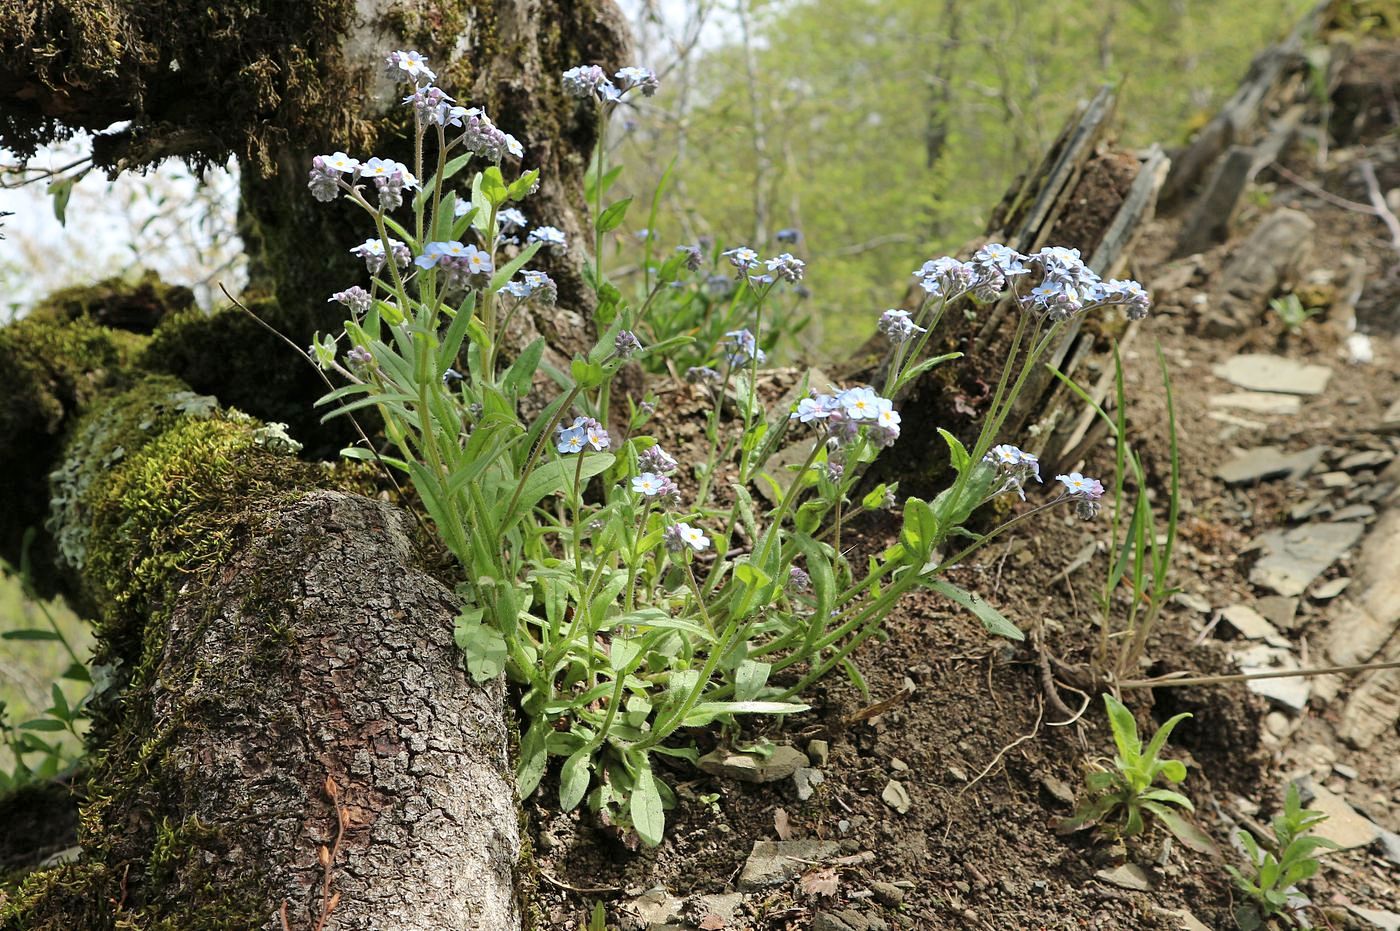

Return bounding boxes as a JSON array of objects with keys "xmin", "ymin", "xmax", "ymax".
[
  {"xmin": 837, "ymin": 386, "xmax": 881, "ymax": 421},
  {"xmin": 877, "ymin": 309, "xmax": 926, "ymax": 344},
  {"xmin": 723, "ymin": 329, "xmax": 766, "ymax": 366},
  {"xmin": 722, "ymin": 246, "xmax": 761, "ymax": 273},
  {"xmin": 386, "ymin": 50, "xmax": 436, "ymax": 84},
  {"xmin": 557, "ymin": 425, "xmax": 587, "ymax": 454},
  {"xmin": 528, "ymin": 226, "xmax": 567, "ymax": 250}
]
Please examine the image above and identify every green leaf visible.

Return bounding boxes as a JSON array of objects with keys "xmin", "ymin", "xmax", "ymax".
[
  {"xmin": 453, "ymin": 609, "xmax": 508, "ymax": 682},
  {"xmin": 508, "ymin": 169, "xmax": 540, "ymax": 202},
  {"xmin": 596, "ymin": 197, "xmax": 633, "ymax": 233},
  {"xmin": 1, "ymin": 629, "xmax": 62, "ymax": 641},
  {"xmin": 630, "ymin": 763, "xmax": 666, "ymax": 847},
  {"xmin": 481, "ymin": 166, "xmax": 509, "ymax": 206},
  {"xmin": 937, "ymin": 428, "xmax": 971, "ymax": 474},
  {"xmin": 924, "ymin": 579, "xmax": 1023, "ymax": 640},
  {"xmin": 503, "ymin": 338, "xmax": 546, "ymax": 397},
  {"xmin": 1142, "ymin": 802, "xmax": 1218, "ymax": 854},
  {"xmin": 681, "ymin": 701, "xmax": 809, "ymax": 727},
  {"xmin": 1142, "ymin": 711, "xmax": 1192, "ymax": 766},
  {"xmin": 734, "ymin": 660, "xmax": 772, "ymax": 702},
  {"xmin": 559, "ymin": 747, "xmax": 592, "ymax": 811},
  {"xmin": 516, "ymin": 720, "xmax": 549, "ymax": 798},
  {"xmin": 18, "ymin": 719, "xmax": 67, "ymax": 732},
  {"xmin": 517, "ymin": 454, "xmax": 616, "ymax": 517},
  {"xmin": 1102, "ymin": 694, "xmax": 1142, "ymax": 769},
  {"xmin": 570, "ymin": 358, "xmax": 605, "ymax": 389},
  {"xmin": 48, "ymin": 175, "xmax": 79, "ymax": 226}
]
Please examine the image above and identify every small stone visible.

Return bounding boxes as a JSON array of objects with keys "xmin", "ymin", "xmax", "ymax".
[
  {"xmin": 1339, "ymin": 449, "xmax": 1393, "ymax": 471},
  {"xmin": 1346, "ymin": 905, "xmax": 1400, "ymax": 931},
  {"xmin": 1216, "ymin": 445, "xmax": 1324, "ymax": 485},
  {"xmin": 1039, "ymin": 773, "xmax": 1077, "ymax": 806},
  {"xmin": 1297, "ymin": 783, "xmax": 1382, "ymax": 849},
  {"xmin": 1094, "ymin": 863, "xmax": 1152, "ymax": 891},
  {"xmin": 807, "ymin": 739, "xmax": 830, "ymax": 767},
  {"xmin": 889, "ymin": 757, "xmax": 909, "ymax": 772},
  {"xmin": 882, "ymin": 780, "xmax": 912, "ymax": 814},
  {"xmin": 1249, "ymin": 521, "xmax": 1365, "ymax": 597},
  {"xmin": 871, "ymin": 882, "xmax": 905, "ymax": 906},
  {"xmin": 1220, "ymin": 604, "xmax": 1289, "ymax": 646},
  {"xmin": 1256, "ymin": 596, "xmax": 1299, "ymax": 630},
  {"xmin": 1310, "ymin": 577, "xmax": 1350, "ymax": 600},
  {"xmin": 794, "ymin": 767, "xmax": 825, "ymax": 801},
  {"xmin": 699, "ymin": 746, "xmax": 809, "ymax": 783},
  {"xmin": 1331, "ymin": 503, "xmax": 1377, "ymax": 522},
  {"xmin": 1264, "ymin": 711, "xmax": 1292, "ymax": 738},
  {"xmin": 946, "ymin": 765, "xmax": 967, "ymax": 782},
  {"xmin": 1212, "ymin": 353, "xmax": 1332, "ymax": 396},
  {"xmin": 1377, "ymin": 828, "xmax": 1400, "ymax": 866},
  {"xmin": 1332, "ymin": 763, "xmax": 1359, "ymax": 780},
  {"xmin": 738, "ymin": 840, "xmax": 843, "ymax": 890},
  {"xmin": 1209, "ymin": 391, "xmax": 1303, "ymax": 415},
  {"xmin": 1153, "ymin": 906, "xmax": 1213, "ymax": 931},
  {"xmin": 1290, "ymin": 494, "xmax": 1334, "ymax": 521},
  {"xmin": 837, "ymin": 819, "xmax": 851, "ymax": 835},
  {"xmin": 1172, "ymin": 592, "xmax": 1212, "ymax": 613},
  {"xmin": 1319, "ymin": 470, "xmax": 1352, "ymax": 489},
  {"xmin": 1233, "ymin": 643, "xmax": 1311, "ymax": 712},
  {"xmin": 626, "ymin": 887, "xmax": 684, "ymax": 926},
  {"xmin": 691, "ymin": 892, "xmax": 742, "ymax": 926}
]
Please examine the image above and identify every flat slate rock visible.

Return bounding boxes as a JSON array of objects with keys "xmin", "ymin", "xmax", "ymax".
[
  {"xmin": 699, "ymin": 746, "xmax": 808, "ymax": 783},
  {"xmin": 1249, "ymin": 521, "xmax": 1364, "ymax": 596},
  {"xmin": 738, "ymin": 840, "xmax": 843, "ymax": 890},
  {"xmin": 1209, "ymin": 391, "xmax": 1303, "ymax": 415},
  {"xmin": 1215, "ymin": 445, "xmax": 1323, "ymax": 485},
  {"xmin": 1212, "ymin": 354, "xmax": 1332, "ymax": 396},
  {"xmin": 1220, "ymin": 604, "xmax": 1288, "ymax": 646},
  {"xmin": 1298, "ymin": 784, "xmax": 1381, "ymax": 849},
  {"xmin": 1233, "ymin": 643, "xmax": 1311, "ymax": 712}
]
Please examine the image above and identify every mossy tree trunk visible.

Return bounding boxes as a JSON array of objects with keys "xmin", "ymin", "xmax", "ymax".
[
  {"xmin": 1, "ymin": 2, "xmax": 631, "ymax": 926},
  {"xmin": 2, "ymin": 0, "xmax": 629, "ymax": 454},
  {"xmin": 1, "ymin": 297, "xmax": 525, "ymax": 928}
]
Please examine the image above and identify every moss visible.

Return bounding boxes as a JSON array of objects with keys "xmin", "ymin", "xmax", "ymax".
[
  {"xmin": 141, "ymin": 295, "xmax": 357, "ymax": 457},
  {"xmin": 30, "ymin": 271, "xmax": 195, "ymax": 335},
  {"xmin": 0, "ymin": 312, "xmax": 140, "ymax": 597},
  {"xmin": 3, "ymin": 375, "xmax": 327, "ymax": 929},
  {"xmin": 0, "ymin": 0, "xmax": 374, "ymax": 177}
]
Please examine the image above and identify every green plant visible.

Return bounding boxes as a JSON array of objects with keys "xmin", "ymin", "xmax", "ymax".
[
  {"xmin": 300, "ymin": 51, "xmax": 1155, "ymax": 846},
  {"xmin": 1227, "ymin": 784, "xmax": 1340, "ymax": 929},
  {"xmin": 1048, "ymin": 342, "xmax": 1180, "ymax": 685},
  {"xmin": 0, "ymin": 551, "xmax": 93, "ymax": 790},
  {"xmin": 1268, "ymin": 293, "xmax": 1321, "ymax": 332},
  {"xmin": 1061, "ymin": 694, "xmax": 1216, "ymax": 853}
]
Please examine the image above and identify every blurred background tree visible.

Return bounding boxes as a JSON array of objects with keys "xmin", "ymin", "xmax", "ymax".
[{"xmin": 607, "ymin": 0, "xmax": 1311, "ymax": 353}]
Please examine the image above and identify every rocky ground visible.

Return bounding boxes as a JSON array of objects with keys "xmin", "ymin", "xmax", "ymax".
[{"xmin": 528, "ymin": 38, "xmax": 1400, "ymax": 931}]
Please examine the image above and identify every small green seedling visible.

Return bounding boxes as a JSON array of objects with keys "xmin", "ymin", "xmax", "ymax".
[
  {"xmin": 1061, "ymin": 694, "xmax": 1217, "ymax": 854},
  {"xmin": 1268, "ymin": 293, "xmax": 1321, "ymax": 332},
  {"xmin": 1227, "ymin": 784, "xmax": 1339, "ymax": 929}
]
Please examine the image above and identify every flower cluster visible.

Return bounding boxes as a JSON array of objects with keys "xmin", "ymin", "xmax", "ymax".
[
  {"xmin": 791, "ymin": 386, "xmax": 901, "ymax": 448},
  {"xmin": 877, "ymin": 309, "xmax": 926, "ymax": 344},
  {"xmin": 664, "ymin": 522, "xmax": 710, "ymax": 553},
  {"xmin": 386, "ymin": 50, "xmax": 435, "ymax": 84},
  {"xmin": 1057, "ymin": 472, "xmax": 1105, "ymax": 519},
  {"xmin": 350, "ymin": 237, "xmax": 411, "ymax": 273},
  {"xmin": 329, "ymin": 285, "xmax": 372, "ymax": 315},
  {"xmin": 984, "ymin": 444, "xmax": 1042, "ymax": 500},
  {"xmin": 308, "ymin": 152, "xmax": 418, "ymax": 208},
  {"xmin": 563, "ymin": 65, "xmax": 659, "ymax": 102},
  {"xmin": 527, "ymin": 226, "xmax": 567, "ymax": 251},
  {"xmin": 556, "ymin": 417, "xmax": 611, "ymax": 454},
  {"xmin": 416, "ymin": 240, "xmax": 494, "ymax": 289},
  {"xmin": 722, "ymin": 329, "xmax": 765, "ymax": 367},
  {"xmin": 904, "ymin": 243, "xmax": 1151, "ymax": 322},
  {"xmin": 499, "ymin": 269, "xmax": 558, "ymax": 304}
]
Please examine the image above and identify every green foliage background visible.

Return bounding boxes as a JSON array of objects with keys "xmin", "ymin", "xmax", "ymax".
[{"xmin": 613, "ymin": 0, "xmax": 1310, "ymax": 350}]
